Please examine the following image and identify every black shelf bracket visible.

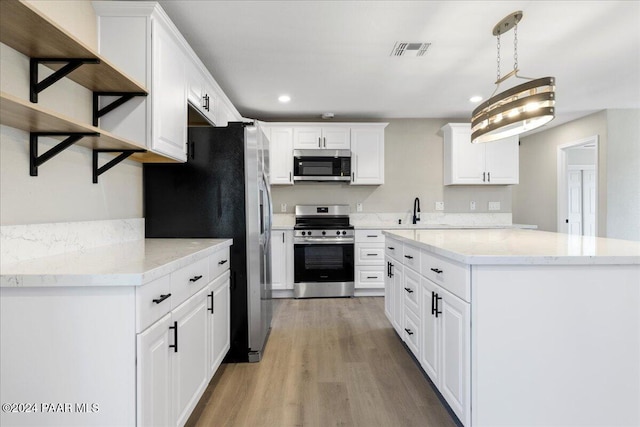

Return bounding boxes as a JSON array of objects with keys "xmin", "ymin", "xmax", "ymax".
[
  {"xmin": 30, "ymin": 132, "xmax": 99, "ymax": 177},
  {"xmin": 92, "ymin": 92, "xmax": 147, "ymax": 126},
  {"xmin": 30, "ymin": 58, "xmax": 100, "ymax": 103},
  {"xmin": 93, "ymin": 149, "xmax": 146, "ymax": 184}
]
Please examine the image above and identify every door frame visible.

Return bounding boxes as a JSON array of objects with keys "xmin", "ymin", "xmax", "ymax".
[{"xmin": 556, "ymin": 135, "xmax": 599, "ymax": 234}]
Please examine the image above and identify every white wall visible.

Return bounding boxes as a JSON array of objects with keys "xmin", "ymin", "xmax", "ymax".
[
  {"xmin": 606, "ymin": 109, "xmax": 640, "ymax": 241},
  {"xmin": 270, "ymin": 119, "xmax": 512, "ymax": 217},
  {"xmin": 0, "ymin": 1, "xmax": 142, "ymax": 225}
]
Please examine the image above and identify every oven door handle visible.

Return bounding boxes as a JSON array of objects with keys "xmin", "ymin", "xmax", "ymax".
[{"xmin": 294, "ymin": 239, "xmax": 354, "ymax": 245}]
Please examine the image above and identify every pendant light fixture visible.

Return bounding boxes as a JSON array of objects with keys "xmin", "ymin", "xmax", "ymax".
[{"xmin": 471, "ymin": 11, "xmax": 555, "ymax": 144}]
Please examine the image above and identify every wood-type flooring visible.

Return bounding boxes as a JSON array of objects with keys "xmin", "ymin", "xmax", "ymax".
[{"xmin": 186, "ymin": 297, "xmax": 456, "ymax": 427}]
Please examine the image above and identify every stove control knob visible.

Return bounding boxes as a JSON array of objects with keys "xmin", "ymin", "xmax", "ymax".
[
  {"xmin": 308, "ymin": 231, "xmax": 312, "ymax": 235},
  {"xmin": 336, "ymin": 231, "xmax": 341, "ymax": 235},
  {"xmin": 322, "ymin": 231, "xmax": 326, "ymax": 235},
  {"xmin": 301, "ymin": 231, "xmax": 306, "ymax": 236},
  {"xmin": 342, "ymin": 231, "xmax": 347, "ymax": 235}
]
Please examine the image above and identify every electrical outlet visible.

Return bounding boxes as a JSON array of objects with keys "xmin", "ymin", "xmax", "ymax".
[
  {"xmin": 280, "ymin": 203, "xmax": 287, "ymax": 213},
  {"xmin": 356, "ymin": 203, "xmax": 363, "ymax": 212},
  {"xmin": 435, "ymin": 201, "xmax": 444, "ymax": 211},
  {"xmin": 470, "ymin": 201, "xmax": 476, "ymax": 211},
  {"xmin": 488, "ymin": 201, "xmax": 501, "ymax": 211}
]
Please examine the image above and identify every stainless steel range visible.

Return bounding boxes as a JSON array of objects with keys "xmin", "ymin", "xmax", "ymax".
[{"xmin": 293, "ymin": 205, "xmax": 355, "ymax": 298}]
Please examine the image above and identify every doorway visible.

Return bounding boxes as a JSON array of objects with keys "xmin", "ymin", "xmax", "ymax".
[{"xmin": 557, "ymin": 136, "xmax": 598, "ymax": 236}]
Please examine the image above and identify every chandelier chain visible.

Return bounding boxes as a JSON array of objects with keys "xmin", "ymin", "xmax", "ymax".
[
  {"xmin": 513, "ymin": 23, "xmax": 518, "ymax": 70},
  {"xmin": 496, "ymin": 32, "xmax": 501, "ymax": 81}
]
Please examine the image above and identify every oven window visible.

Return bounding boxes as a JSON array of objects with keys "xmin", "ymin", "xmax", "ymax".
[{"xmin": 294, "ymin": 243, "xmax": 354, "ymax": 283}]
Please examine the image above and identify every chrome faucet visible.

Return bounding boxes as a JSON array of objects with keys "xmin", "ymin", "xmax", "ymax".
[{"xmin": 412, "ymin": 197, "xmax": 421, "ymax": 224}]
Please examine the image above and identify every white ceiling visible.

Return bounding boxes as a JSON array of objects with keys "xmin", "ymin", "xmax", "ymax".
[{"xmin": 156, "ymin": 0, "xmax": 640, "ymax": 130}]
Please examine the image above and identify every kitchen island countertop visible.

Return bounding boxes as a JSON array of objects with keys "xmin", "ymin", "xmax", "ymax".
[
  {"xmin": 383, "ymin": 228, "xmax": 640, "ymax": 265},
  {"xmin": 0, "ymin": 238, "xmax": 232, "ymax": 288}
]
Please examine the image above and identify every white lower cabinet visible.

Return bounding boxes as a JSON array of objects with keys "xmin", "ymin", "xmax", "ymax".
[
  {"xmin": 355, "ymin": 230, "xmax": 385, "ymax": 294},
  {"xmin": 137, "ymin": 265, "xmax": 231, "ymax": 427},
  {"xmin": 137, "ymin": 313, "xmax": 172, "ymax": 427},
  {"xmin": 271, "ymin": 230, "xmax": 294, "ymax": 293},
  {"xmin": 420, "ymin": 277, "xmax": 470, "ymax": 426}
]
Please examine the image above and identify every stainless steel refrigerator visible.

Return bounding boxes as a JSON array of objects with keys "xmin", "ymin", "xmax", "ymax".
[{"xmin": 143, "ymin": 122, "xmax": 272, "ymax": 362}]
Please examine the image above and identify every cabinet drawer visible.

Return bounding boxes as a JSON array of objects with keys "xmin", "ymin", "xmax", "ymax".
[
  {"xmin": 355, "ymin": 243, "xmax": 385, "ymax": 265},
  {"xmin": 171, "ymin": 257, "xmax": 209, "ymax": 308},
  {"xmin": 403, "ymin": 267, "xmax": 421, "ymax": 315},
  {"xmin": 421, "ymin": 251, "xmax": 470, "ymax": 302},
  {"xmin": 385, "ymin": 239, "xmax": 403, "ymax": 261},
  {"xmin": 209, "ymin": 247, "xmax": 230, "ymax": 280},
  {"xmin": 403, "ymin": 244, "xmax": 421, "ymax": 272},
  {"xmin": 355, "ymin": 230, "xmax": 385, "ymax": 243},
  {"xmin": 404, "ymin": 308, "xmax": 420, "ymax": 357},
  {"xmin": 355, "ymin": 266, "xmax": 385, "ymax": 289},
  {"xmin": 136, "ymin": 274, "xmax": 172, "ymax": 333}
]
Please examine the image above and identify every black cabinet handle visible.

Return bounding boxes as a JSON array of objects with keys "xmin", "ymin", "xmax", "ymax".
[
  {"xmin": 387, "ymin": 261, "xmax": 390, "ymax": 278},
  {"xmin": 208, "ymin": 291, "xmax": 214, "ymax": 314},
  {"xmin": 189, "ymin": 275, "xmax": 203, "ymax": 283},
  {"xmin": 169, "ymin": 321, "xmax": 178, "ymax": 353},
  {"xmin": 404, "ymin": 328, "xmax": 414, "ymax": 336},
  {"xmin": 390, "ymin": 263, "xmax": 394, "ymax": 278},
  {"xmin": 218, "ymin": 259, "xmax": 228, "ymax": 265},
  {"xmin": 487, "ymin": 172, "xmax": 491, "ymax": 182},
  {"xmin": 152, "ymin": 293, "xmax": 171, "ymax": 304},
  {"xmin": 387, "ymin": 246, "xmax": 395, "ymax": 250},
  {"xmin": 367, "ymin": 235, "xmax": 378, "ymax": 238},
  {"xmin": 366, "ymin": 253, "xmax": 377, "ymax": 256},
  {"xmin": 404, "ymin": 255, "xmax": 413, "ymax": 259},
  {"xmin": 435, "ymin": 293, "xmax": 442, "ymax": 318},
  {"xmin": 404, "ymin": 287, "xmax": 414, "ymax": 294},
  {"xmin": 366, "ymin": 276, "xmax": 378, "ymax": 279},
  {"xmin": 430, "ymin": 268, "xmax": 443, "ymax": 274},
  {"xmin": 483, "ymin": 172, "xmax": 486, "ymax": 182},
  {"xmin": 431, "ymin": 291, "xmax": 436, "ymax": 316}
]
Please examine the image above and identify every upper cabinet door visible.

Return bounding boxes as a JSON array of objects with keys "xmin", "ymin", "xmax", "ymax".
[
  {"xmin": 484, "ymin": 135, "xmax": 519, "ymax": 184},
  {"xmin": 293, "ymin": 127, "xmax": 322, "ymax": 149},
  {"xmin": 322, "ymin": 126, "xmax": 350, "ymax": 149},
  {"xmin": 152, "ymin": 18, "xmax": 187, "ymax": 161},
  {"xmin": 268, "ymin": 127, "xmax": 294, "ymax": 185},
  {"xmin": 351, "ymin": 125, "xmax": 385, "ymax": 185}
]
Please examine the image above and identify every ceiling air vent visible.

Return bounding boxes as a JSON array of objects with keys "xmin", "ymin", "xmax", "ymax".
[{"xmin": 390, "ymin": 42, "xmax": 431, "ymax": 57}]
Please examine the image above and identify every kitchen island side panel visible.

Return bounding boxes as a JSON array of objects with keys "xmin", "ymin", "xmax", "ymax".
[
  {"xmin": 0, "ymin": 286, "xmax": 137, "ymax": 426},
  {"xmin": 471, "ymin": 264, "xmax": 640, "ymax": 427}
]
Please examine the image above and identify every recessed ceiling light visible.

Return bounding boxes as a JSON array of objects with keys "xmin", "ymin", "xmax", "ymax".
[
  {"xmin": 469, "ymin": 95, "xmax": 483, "ymax": 103},
  {"xmin": 278, "ymin": 95, "xmax": 291, "ymax": 103}
]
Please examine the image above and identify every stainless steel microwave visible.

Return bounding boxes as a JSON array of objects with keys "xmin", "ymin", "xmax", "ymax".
[{"xmin": 293, "ymin": 150, "xmax": 351, "ymax": 182}]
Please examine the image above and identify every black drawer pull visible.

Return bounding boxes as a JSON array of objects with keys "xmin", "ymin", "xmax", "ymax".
[
  {"xmin": 367, "ymin": 235, "xmax": 378, "ymax": 238},
  {"xmin": 366, "ymin": 276, "xmax": 378, "ymax": 279},
  {"xmin": 404, "ymin": 287, "xmax": 414, "ymax": 294},
  {"xmin": 169, "ymin": 321, "xmax": 178, "ymax": 353},
  {"xmin": 387, "ymin": 246, "xmax": 395, "ymax": 250},
  {"xmin": 430, "ymin": 268, "xmax": 443, "ymax": 274},
  {"xmin": 366, "ymin": 253, "xmax": 377, "ymax": 256},
  {"xmin": 208, "ymin": 291, "xmax": 214, "ymax": 314},
  {"xmin": 152, "ymin": 293, "xmax": 171, "ymax": 304},
  {"xmin": 404, "ymin": 328, "xmax": 414, "ymax": 336},
  {"xmin": 218, "ymin": 259, "xmax": 228, "ymax": 265},
  {"xmin": 189, "ymin": 275, "xmax": 203, "ymax": 283},
  {"xmin": 404, "ymin": 255, "xmax": 413, "ymax": 259}
]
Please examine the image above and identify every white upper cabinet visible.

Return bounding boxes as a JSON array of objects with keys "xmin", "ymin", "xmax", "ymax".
[
  {"xmin": 94, "ymin": 2, "xmax": 241, "ymax": 162},
  {"xmin": 266, "ymin": 126, "xmax": 294, "ymax": 185},
  {"xmin": 293, "ymin": 126, "xmax": 350, "ymax": 149},
  {"xmin": 442, "ymin": 123, "xmax": 519, "ymax": 185},
  {"xmin": 351, "ymin": 124, "xmax": 386, "ymax": 185}
]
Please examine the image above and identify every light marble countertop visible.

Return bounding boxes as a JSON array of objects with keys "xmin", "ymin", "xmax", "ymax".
[
  {"xmin": 383, "ymin": 229, "xmax": 640, "ymax": 265},
  {"xmin": 0, "ymin": 238, "xmax": 232, "ymax": 288}
]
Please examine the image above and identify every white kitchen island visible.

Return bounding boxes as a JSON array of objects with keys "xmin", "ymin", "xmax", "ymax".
[
  {"xmin": 383, "ymin": 228, "xmax": 640, "ymax": 427},
  {"xmin": 0, "ymin": 238, "xmax": 232, "ymax": 427}
]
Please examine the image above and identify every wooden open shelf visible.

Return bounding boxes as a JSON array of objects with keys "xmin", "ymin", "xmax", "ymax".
[
  {"xmin": 0, "ymin": 0, "xmax": 147, "ymax": 94},
  {"xmin": 1, "ymin": 92, "xmax": 176, "ymax": 163}
]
